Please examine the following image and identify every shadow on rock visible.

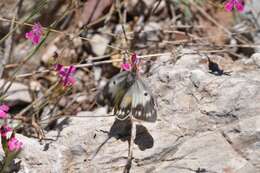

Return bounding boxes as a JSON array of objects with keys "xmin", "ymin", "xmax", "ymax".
[
  {"xmin": 109, "ymin": 118, "xmax": 154, "ymax": 150},
  {"xmin": 91, "ymin": 118, "xmax": 154, "ymax": 161}
]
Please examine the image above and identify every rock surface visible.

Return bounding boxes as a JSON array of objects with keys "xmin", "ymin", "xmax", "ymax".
[
  {"xmin": 0, "ymin": 80, "xmax": 32, "ymax": 103},
  {"xmin": 251, "ymin": 53, "xmax": 260, "ymax": 68},
  {"xmin": 90, "ymin": 34, "xmax": 110, "ymax": 56},
  {"xmin": 16, "ymin": 50, "xmax": 260, "ymax": 173}
]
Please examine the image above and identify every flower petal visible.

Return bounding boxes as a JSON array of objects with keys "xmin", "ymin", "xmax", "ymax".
[
  {"xmin": 32, "ymin": 35, "xmax": 40, "ymax": 45},
  {"xmin": 68, "ymin": 66, "xmax": 76, "ymax": 74},
  {"xmin": 25, "ymin": 31, "xmax": 33, "ymax": 39},
  {"xmin": 32, "ymin": 22, "xmax": 43, "ymax": 35},
  {"xmin": 54, "ymin": 64, "xmax": 63, "ymax": 71},
  {"xmin": 65, "ymin": 76, "xmax": 76, "ymax": 86},
  {"xmin": 25, "ymin": 22, "xmax": 43, "ymax": 45},
  {"xmin": 235, "ymin": 0, "xmax": 244, "ymax": 12},
  {"xmin": 0, "ymin": 104, "xmax": 9, "ymax": 112},
  {"xmin": 55, "ymin": 65, "xmax": 76, "ymax": 87},
  {"xmin": 224, "ymin": 0, "xmax": 234, "ymax": 12},
  {"xmin": 121, "ymin": 63, "xmax": 132, "ymax": 71},
  {"xmin": 0, "ymin": 110, "xmax": 8, "ymax": 119},
  {"xmin": 7, "ymin": 137, "xmax": 23, "ymax": 152}
]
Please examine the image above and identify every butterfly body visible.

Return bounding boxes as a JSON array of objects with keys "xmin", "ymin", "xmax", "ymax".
[{"xmin": 96, "ymin": 70, "xmax": 157, "ymax": 122}]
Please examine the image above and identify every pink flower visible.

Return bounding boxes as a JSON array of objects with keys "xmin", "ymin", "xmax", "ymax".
[
  {"xmin": 55, "ymin": 64, "xmax": 76, "ymax": 86},
  {"xmin": 0, "ymin": 125, "xmax": 12, "ymax": 138},
  {"xmin": 131, "ymin": 53, "xmax": 140, "ymax": 65},
  {"xmin": 224, "ymin": 0, "xmax": 244, "ymax": 12},
  {"xmin": 25, "ymin": 22, "xmax": 43, "ymax": 45},
  {"xmin": 120, "ymin": 53, "xmax": 141, "ymax": 72},
  {"xmin": 0, "ymin": 104, "xmax": 9, "ymax": 119},
  {"xmin": 121, "ymin": 63, "xmax": 132, "ymax": 71},
  {"xmin": 7, "ymin": 136, "xmax": 23, "ymax": 152}
]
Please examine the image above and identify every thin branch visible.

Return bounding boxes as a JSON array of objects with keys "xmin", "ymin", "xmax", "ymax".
[
  {"xmin": 15, "ymin": 52, "xmax": 171, "ymax": 78},
  {"xmin": 0, "ymin": 0, "xmax": 23, "ymax": 78},
  {"xmin": 0, "ymin": 16, "xmax": 125, "ymax": 52}
]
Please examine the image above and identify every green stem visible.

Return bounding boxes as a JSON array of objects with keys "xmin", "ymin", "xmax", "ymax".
[{"xmin": 0, "ymin": 151, "xmax": 19, "ymax": 173}]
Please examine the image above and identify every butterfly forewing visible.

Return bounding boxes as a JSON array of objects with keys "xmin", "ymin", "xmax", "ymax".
[
  {"xmin": 96, "ymin": 71, "xmax": 129, "ymax": 108},
  {"xmin": 115, "ymin": 77, "xmax": 157, "ymax": 122},
  {"xmin": 97, "ymin": 69, "xmax": 157, "ymax": 122}
]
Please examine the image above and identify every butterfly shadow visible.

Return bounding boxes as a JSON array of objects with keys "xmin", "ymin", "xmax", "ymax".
[
  {"xmin": 109, "ymin": 118, "xmax": 154, "ymax": 151},
  {"xmin": 91, "ymin": 118, "xmax": 154, "ymax": 161}
]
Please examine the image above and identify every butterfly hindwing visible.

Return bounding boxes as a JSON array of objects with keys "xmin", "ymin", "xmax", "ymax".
[
  {"xmin": 115, "ymin": 77, "xmax": 157, "ymax": 122},
  {"xmin": 132, "ymin": 78, "xmax": 157, "ymax": 122}
]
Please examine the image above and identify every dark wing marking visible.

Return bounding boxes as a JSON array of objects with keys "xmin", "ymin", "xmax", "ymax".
[{"xmin": 115, "ymin": 77, "xmax": 157, "ymax": 122}]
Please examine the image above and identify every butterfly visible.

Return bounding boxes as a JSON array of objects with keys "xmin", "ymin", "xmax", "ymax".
[{"xmin": 96, "ymin": 54, "xmax": 157, "ymax": 122}]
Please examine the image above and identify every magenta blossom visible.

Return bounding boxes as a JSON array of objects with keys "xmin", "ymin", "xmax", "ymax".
[
  {"xmin": 121, "ymin": 63, "xmax": 132, "ymax": 71},
  {"xmin": 0, "ymin": 125, "xmax": 12, "ymax": 138},
  {"xmin": 121, "ymin": 53, "xmax": 140, "ymax": 71},
  {"xmin": 131, "ymin": 53, "xmax": 140, "ymax": 65},
  {"xmin": 7, "ymin": 136, "xmax": 23, "ymax": 152},
  {"xmin": 25, "ymin": 22, "xmax": 43, "ymax": 45},
  {"xmin": 224, "ymin": 0, "xmax": 244, "ymax": 12},
  {"xmin": 55, "ymin": 64, "xmax": 76, "ymax": 86},
  {"xmin": 0, "ymin": 104, "xmax": 9, "ymax": 119}
]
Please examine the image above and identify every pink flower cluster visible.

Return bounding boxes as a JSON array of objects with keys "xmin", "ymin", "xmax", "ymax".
[
  {"xmin": 121, "ymin": 53, "xmax": 140, "ymax": 71},
  {"xmin": 0, "ymin": 104, "xmax": 9, "ymax": 119},
  {"xmin": 131, "ymin": 53, "xmax": 140, "ymax": 65},
  {"xmin": 7, "ymin": 137, "xmax": 23, "ymax": 152},
  {"xmin": 25, "ymin": 22, "xmax": 43, "ymax": 45},
  {"xmin": 55, "ymin": 64, "xmax": 76, "ymax": 86},
  {"xmin": 224, "ymin": 0, "xmax": 244, "ymax": 12},
  {"xmin": 25, "ymin": 23, "xmax": 77, "ymax": 87},
  {"xmin": 0, "ymin": 104, "xmax": 23, "ymax": 152},
  {"xmin": 121, "ymin": 62, "xmax": 132, "ymax": 71}
]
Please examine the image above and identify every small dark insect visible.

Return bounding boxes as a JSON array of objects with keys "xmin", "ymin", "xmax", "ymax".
[
  {"xmin": 207, "ymin": 57, "xmax": 231, "ymax": 76},
  {"xmin": 196, "ymin": 168, "xmax": 207, "ymax": 173}
]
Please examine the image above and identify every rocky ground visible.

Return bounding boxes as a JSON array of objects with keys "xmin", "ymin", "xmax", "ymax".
[
  {"xmin": 15, "ymin": 50, "xmax": 260, "ymax": 173},
  {"xmin": 1, "ymin": 0, "xmax": 260, "ymax": 173}
]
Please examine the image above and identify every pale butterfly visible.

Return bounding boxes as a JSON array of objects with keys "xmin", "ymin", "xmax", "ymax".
[{"xmin": 96, "ymin": 53, "xmax": 157, "ymax": 122}]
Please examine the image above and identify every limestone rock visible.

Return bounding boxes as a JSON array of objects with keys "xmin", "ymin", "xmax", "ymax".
[
  {"xmin": 251, "ymin": 53, "xmax": 260, "ymax": 67},
  {"xmin": 90, "ymin": 35, "xmax": 110, "ymax": 56},
  {"xmin": 0, "ymin": 80, "xmax": 31, "ymax": 103},
  {"xmin": 15, "ymin": 51, "xmax": 260, "ymax": 172}
]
